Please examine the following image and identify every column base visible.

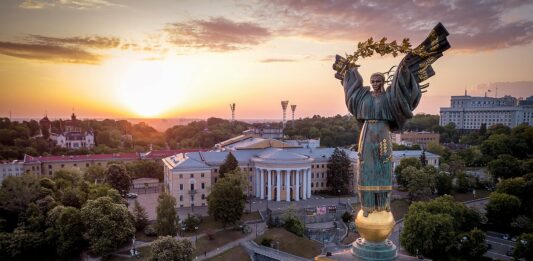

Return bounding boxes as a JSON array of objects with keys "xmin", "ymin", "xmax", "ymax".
[{"xmin": 351, "ymin": 238, "xmax": 397, "ymax": 261}]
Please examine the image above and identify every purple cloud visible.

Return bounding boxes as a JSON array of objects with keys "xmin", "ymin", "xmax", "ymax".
[{"xmin": 165, "ymin": 17, "xmax": 271, "ymax": 51}]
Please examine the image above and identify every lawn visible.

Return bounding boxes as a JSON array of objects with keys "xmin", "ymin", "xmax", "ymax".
[
  {"xmin": 255, "ymin": 228, "xmax": 322, "ymax": 259},
  {"xmin": 107, "ymin": 245, "xmax": 151, "ymax": 261},
  {"xmin": 135, "ymin": 230, "xmax": 157, "ymax": 242},
  {"xmin": 194, "ymin": 229, "xmax": 248, "ymax": 256},
  {"xmin": 205, "ymin": 246, "xmax": 251, "ymax": 261},
  {"xmin": 390, "ymin": 199, "xmax": 410, "ymax": 220},
  {"xmin": 182, "ymin": 211, "xmax": 261, "ymax": 236}
]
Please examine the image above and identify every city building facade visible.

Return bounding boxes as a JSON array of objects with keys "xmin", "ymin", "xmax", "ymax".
[
  {"xmin": 440, "ymin": 94, "xmax": 533, "ymax": 130},
  {"xmin": 391, "ymin": 131, "xmax": 440, "ymax": 148}
]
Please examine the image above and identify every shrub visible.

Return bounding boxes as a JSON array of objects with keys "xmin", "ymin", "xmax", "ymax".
[
  {"xmin": 183, "ymin": 214, "xmax": 201, "ymax": 232},
  {"xmin": 143, "ymin": 224, "xmax": 157, "ymax": 237},
  {"xmin": 284, "ymin": 216, "xmax": 305, "ymax": 237},
  {"xmin": 342, "ymin": 211, "xmax": 353, "ymax": 223},
  {"xmin": 261, "ymin": 237, "xmax": 273, "ymax": 247}
]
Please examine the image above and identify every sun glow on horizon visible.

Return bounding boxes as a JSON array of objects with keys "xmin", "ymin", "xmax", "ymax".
[{"xmin": 115, "ymin": 59, "xmax": 191, "ymax": 118}]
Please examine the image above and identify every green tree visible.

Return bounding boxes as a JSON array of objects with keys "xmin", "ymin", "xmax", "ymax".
[
  {"xmin": 486, "ymin": 192, "xmax": 521, "ymax": 230},
  {"xmin": 132, "ymin": 199, "xmax": 149, "ymax": 231},
  {"xmin": 455, "ymin": 172, "xmax": 475, "ymax": 193},
  {"xmin": 219, "ymin": 152, "xmax": 239, "ymax": 178},
  {"xmin": 127, "ymin": 160, "xmax": 164, "ymax": 180},
  {"xmin": 513, "ymin": 233, "xmax": 533, "ymax": 261},
  {"xmin": 435, "ymin": 172, "xmax": 453, "ymax": 195},
  {"xmin": 326, "ymin": 148, "xmax": 352, "ymax": 195},
  {"xmin": 395, "ymin": 158, "xmax": 422, "ymax": 188},
  {"xmin": 458, "ymin": 228, "xmax": 487, "ymax": 260},
  {"xmin": 81, "ymin": 196, "xmax": 135, "ymax": 257},
  {"xmin": 406, "ymin": 167, "xmax": 435, "ymax": 201},
  {"xmin": 496, "ymin": 177, "xmax": 526, "ymax": 198},
  {"xmin": 104, "ymin": 164, "xmax": 131, "ymax": 195},
  {"xmin": 150, "ymin": 236, "xmax": 194, "ymax": 261},
  {"xmin": 207, "ymin": 173, "xmax": 245, "ymax": 228},
  {"xmin": 183, "ymin": 213, "xmax": 201, "ymax": 232},
  {"xmin": 419, "ymin": 150, "xmax": 427, "ymax": 166},
  {"xmin": 84, "ymin": 165, "xmax": 106, "ymax": 183},
  {"xmin": 488, "ymin": 154, "xmax": 523, "ymax": 180},
  {"xmin": 156, "ymin": 192, "xmax": 179, "ymax": 236},
  {"xmin": 401, "ymin": 196, "xmax": 482, "ymax": 260},
  {"xmin": 48, "ymin": 205, "xmax": 85, "ymax": 259}
]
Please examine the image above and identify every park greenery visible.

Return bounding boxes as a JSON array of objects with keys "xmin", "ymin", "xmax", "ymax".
[
  {"xmin": 207, "ymin": 171, "xmax": 246, "ymax": 228},
  {"xmin": 401, "ymin": 196, "xmax": 485, "ymax": 260},
  {"xmin": 218, "ymin": 152, "xmax": 239, "ymax": 178},
  {"xmin": 0, "ymin": 167, "xmax": 134, "ymax": 260},
  {"xmin": 150, "ymin": 236, "xmax": 194, "ymax": 261}
]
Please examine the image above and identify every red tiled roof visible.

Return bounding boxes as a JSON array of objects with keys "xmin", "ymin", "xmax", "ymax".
[
  {"xmin": 22, "ymin": 149, "xmax": 209, "ymax": 164},
  {"xmin": 24, "ymin": 153, "xmax": 140, "ymax": 163}
]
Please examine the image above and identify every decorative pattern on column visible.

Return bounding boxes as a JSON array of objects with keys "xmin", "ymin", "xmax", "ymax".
[
  {"xmin": 267, "ymin": 169, "xmax": 272, "ymax": 201},
  {"xmin": 285, "ymin": 169, "xmax": 290, "ymax": 202},
  {"xmin": 260, "ymin": 169, "xmax": 264, "ymax": 199},
  {"xmin": 302, "ymin": 169, "xmax": 307, "ymax": 200},
  {"xmin": 295, "ymin": 169, "xmax": 300, "ymax": 201}
]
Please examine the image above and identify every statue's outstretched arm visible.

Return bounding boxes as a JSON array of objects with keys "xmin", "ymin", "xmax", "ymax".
[{"xmin": 343, "ymin": 67, "xmax": 365, "ymax": 116}]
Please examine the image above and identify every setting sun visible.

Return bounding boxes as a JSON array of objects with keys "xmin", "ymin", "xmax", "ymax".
[{"xmin": 116, "ymin": 59, "xmax": 191, "ymax": 118}]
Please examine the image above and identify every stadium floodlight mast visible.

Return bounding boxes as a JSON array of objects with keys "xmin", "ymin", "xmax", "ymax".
[
  {"xmin": 281, "ymin": 101, "xmax": 289, "ymax": 128},
  {"xmin": 229, "ymin": 103, "xmax": 236, "ymax": 123},
  {"xmin": 290, "ymin": 104, "xmax": 297, "ymax": 128}
]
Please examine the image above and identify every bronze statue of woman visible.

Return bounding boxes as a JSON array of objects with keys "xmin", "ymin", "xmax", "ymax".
[{"xmin": 334, "ymin": 23, "xmax": 450, "ymax": 260}]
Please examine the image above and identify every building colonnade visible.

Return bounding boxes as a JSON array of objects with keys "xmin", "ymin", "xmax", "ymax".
[{"xmin": 254, "ymin": 167, "xmax": 311, "ymax": 201}]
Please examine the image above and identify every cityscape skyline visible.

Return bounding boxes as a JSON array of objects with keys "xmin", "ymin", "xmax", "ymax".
[{"xmin": 1, "ymin": 0, "xmax": 533, "ymax": 119}]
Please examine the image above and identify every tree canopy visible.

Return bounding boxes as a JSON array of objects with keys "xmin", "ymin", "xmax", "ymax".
[
  {"xmin": 156, "ymin": 192, "xmax": 179, "ymax": 236},
  {"xmin": 150, "ymin": 236, "xmax": 194, "ymax": 261},
  {"xmin": 219, "ymin": 152, "xmax": 239, "ymax": 178},
  {"xmin": 207, "ymin": 171, "xmax": 245, "ymax": 227}
]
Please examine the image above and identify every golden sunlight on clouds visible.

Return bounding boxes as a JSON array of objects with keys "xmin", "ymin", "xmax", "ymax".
[{"xmin": 115, "ymin": 59, "xmax": 193, "ymax": 118}]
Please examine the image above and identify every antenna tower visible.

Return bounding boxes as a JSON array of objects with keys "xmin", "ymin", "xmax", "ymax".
[
  {"xmin": 290, "ymin": 105, "xmax": 297, "ymax": 128},
  {"xmin": 281, "ymin": 101, "xmax": 289, "ymax": 128},
  {"xmin": 229, "ymin": 103, "xmax": 236, "ymax": 123}
]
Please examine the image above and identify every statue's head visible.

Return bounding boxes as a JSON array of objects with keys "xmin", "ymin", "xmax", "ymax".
[{"xmin": 370, "ymin": 73, "xmax": 385, "ymax": 93}]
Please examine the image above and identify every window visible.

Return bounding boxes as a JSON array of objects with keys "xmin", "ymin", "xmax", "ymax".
[
  {"xmin": 190, "ymin": 174, "xmax": 194, "ymax": 178},
  {"xmin": 86, "ymin": 163, "xmax": 89, "ymax": 167},
  {"xmin": 180, "ymin": 184, "xmax": 183, "ymax": 190},
  {"xmin": 201, "ymin": 183, "xmax": 205, "ymax": 189},
  {"xmin": 61, "ymin": 164, "xmax": 64, "ymax": 168},
  {"xmin": 48, "ymin": 165, "xmax": 52, "ymax": 169},
  {"xmin": 321, "ymin": 164, "xmax": 324, "ymax": 168},
  {"xmin": 179, "ymin": 174, "xmax": 183, "ymax": 178},
  {"xmin": 190, "ymin": 184, "xmax": 195, "ymax": 190},
  {"xmin": 249, "ymin": 168, "xmax": 253, "ymax": 171},
  {"xmin": 315, "ymin": 182, "xmax": 319, "ymax": 187},
  {"xmin": 311, "ymin": 165, "xmax": 314, "ymax": 168},
  {"xmin": 214, "ymin": 177, "xmax": 218, "ymax": 183},
  {"xmin": 179, "ymin": 195, "xmax": 183, "ymax": 201},
  {"xmin": 201, "ymin": 173, "xmax": 204, "ymax": 178},
  {"xmin": 312, "ymin": 173, "xmax": 314, "ymax": 178},
  {"xmin": 49, "ymin": 171, "xmax": 52, "ymax": 175},
  {"xmin": 74, "ymin": 164, "xmax": 77, "ymax": 167},
  {"xmin": 202, "ymin": 194, "xmax": 205, "ymax": 199},
  {"xmin": 214, "ymin": 169, "xmax": 218, "ymax": 173},
  {"xmin": 311, "ymin": 183, "xmax": 314, "ymax": 188},
  {"xmin": 321, "ymin": 182, "xmax": 324, "ymax": 187}
]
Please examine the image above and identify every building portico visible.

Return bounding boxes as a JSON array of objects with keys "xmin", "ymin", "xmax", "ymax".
[{"xmin": 252, "ymin": 149, "xmax": 313, "ymax": 202}]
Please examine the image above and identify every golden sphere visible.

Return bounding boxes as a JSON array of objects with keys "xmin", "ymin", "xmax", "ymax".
[{"xmin": 355, "ymin": 210, "xmax": 395, "ymax": 242}]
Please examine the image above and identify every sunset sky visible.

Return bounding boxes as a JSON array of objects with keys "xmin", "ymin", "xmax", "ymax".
[{"xmin": 1, "ymin": 0, "xmax": 533, "ymax": 120}]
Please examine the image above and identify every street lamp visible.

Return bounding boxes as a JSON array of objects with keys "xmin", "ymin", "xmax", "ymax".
[
  {"xmin": 322, "ymin": 229, "xmax": 326, "ymax": 248},
  {"xmin": 195, "ymin": 226, "xmax": 199, "ymax": 242},
  {"xmin": 337, "ymin": 189, "xmax": 341, "ymax": 205}
]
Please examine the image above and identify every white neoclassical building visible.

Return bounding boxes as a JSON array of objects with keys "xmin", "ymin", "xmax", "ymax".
[{"xmin": 162, "ymin": 137, "xmax": 440, "ymax": 209}]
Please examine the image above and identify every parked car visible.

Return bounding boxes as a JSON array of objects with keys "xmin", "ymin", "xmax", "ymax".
[
  {"xmin": 126, "ymin": 192, "xmax": 138, "ymax": 199},
  {"xmin": 502, "ymin": 234, "xmax": 510, "ymax": 240}
]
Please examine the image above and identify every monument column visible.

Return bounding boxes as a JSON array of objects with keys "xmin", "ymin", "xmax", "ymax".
[
  {"xmin": 276, "ymin": 169, "xmax": 281, "ymax": 202},
  {"xmin": 302, "ymin": 169, "xmax": 307, "ymax": 200},
  {"xmin": 255, "ymin": 169, "xmax": 260, "ymax": 197},
  {"xmin": 307, "ymin": 168, "xmax": 312, "ymax": 198},
  {"xmin": 260, "ymin": 169, "xmax": 264, "ymax": 199},
  {"xmin": 285, "ymin": 169, "xmax": 291, "ymax": 202},
  {"xmin": 295, "ymin": 169, "xmax": 300, "ymax": 201},
  {"xmin": 267, "ymin": 169, "xmax": 272, "ymax": 200}
]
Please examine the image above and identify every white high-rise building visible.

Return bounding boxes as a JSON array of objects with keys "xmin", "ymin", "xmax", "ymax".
[{"xmin": 440, "ymin": 94, "xmax": 533, "ymax": 130}]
